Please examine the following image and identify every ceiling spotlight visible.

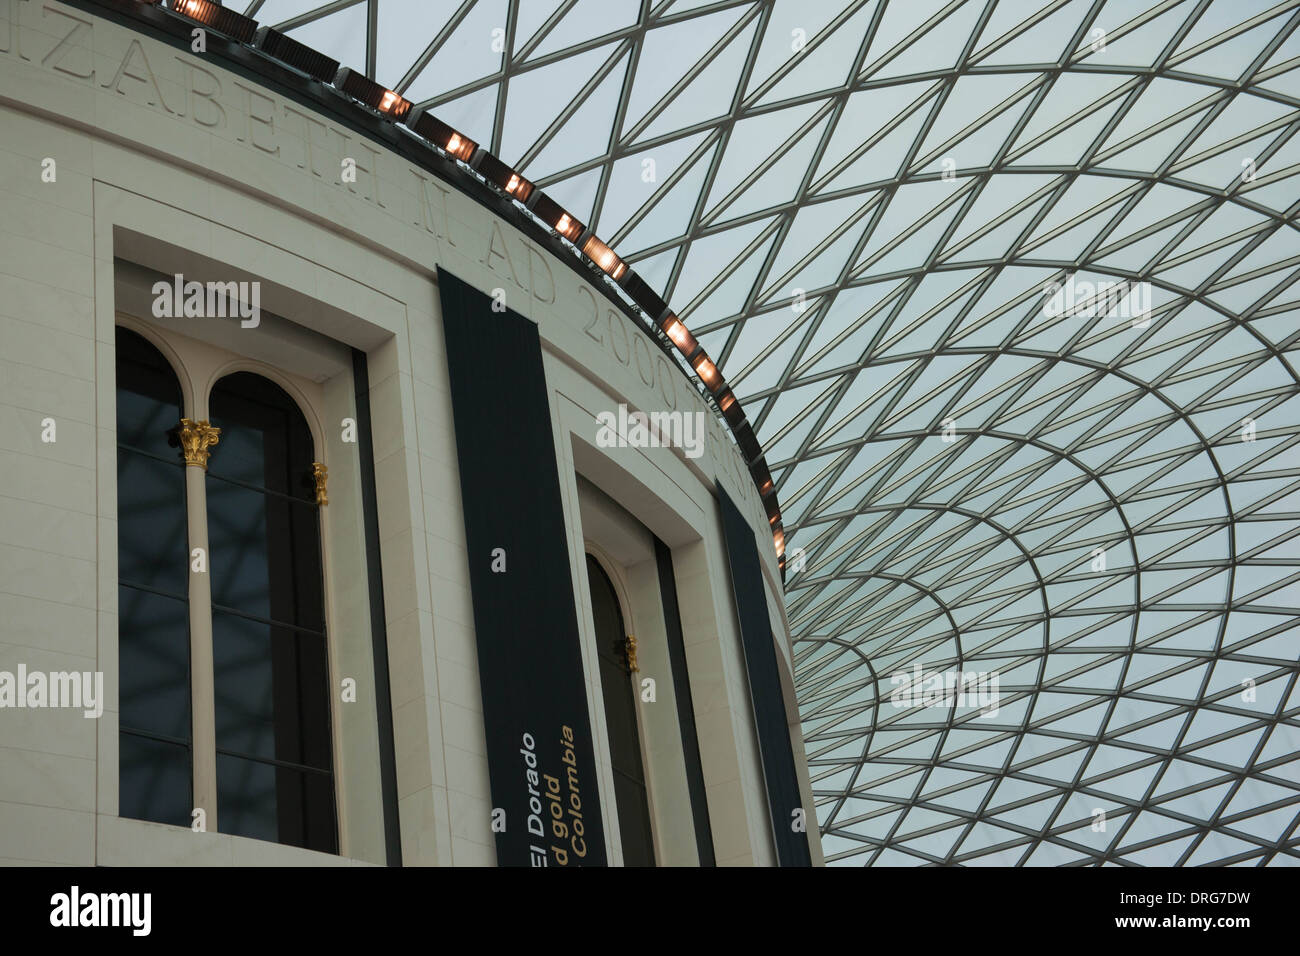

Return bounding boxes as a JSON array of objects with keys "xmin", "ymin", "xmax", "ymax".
[
  {"xmin": 253, "ymin": 26, "xmax": 339, "ymax": 82},
  {"xmin": 469, "ymin": 149, "xmax": 534, "ymax": 202},
  {"xmin": 166, "ymin": 0, "xmax": 257, "ymax": 43},
  {"xmin": 661, "ymin": 313, "xmax": 697, "ymax": 359},
  {"xmin": 691, "ymin": 351, "xmax": 721, "ymax": 391},
  {"xmin": 580, "ymin": 235, "xmax": 627, "ymax": 281},
  {"xmin": 335, "ymin": 67, "xmax": 411, "ymax": 120},
  {"xmin": 718, "ymin": 388, "xmax": 747, "ymax": 428},
  {"xmin": 408, "ymin": 106, "xmax": 478, "ymax": 162},
  {"xmin": 527, "ymin": 192, "xmax": 584, "ymax": 242}
]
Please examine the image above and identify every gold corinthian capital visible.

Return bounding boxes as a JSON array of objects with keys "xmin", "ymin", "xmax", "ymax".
[
  {"xmin": 177, "ymin": 419, "xmax": 221, "ymax": 470},
  {"xmin": 312, "ymin": 462, "xmax": 328, "ymax": 506}
]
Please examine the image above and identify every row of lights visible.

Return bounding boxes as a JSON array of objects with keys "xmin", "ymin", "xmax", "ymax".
[{"xmin": 148, "ymin": 0, "xmax": 788, "ymax": 569}]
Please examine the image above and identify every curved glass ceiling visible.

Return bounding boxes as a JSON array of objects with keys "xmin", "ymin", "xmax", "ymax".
[{"xmin": 248, "ymin": 0, "xmax": 1300, "ymax": 866}]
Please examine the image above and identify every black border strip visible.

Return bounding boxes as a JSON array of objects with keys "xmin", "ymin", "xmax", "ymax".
[
  {"xmin": 716, "ymin": 485, "xmax": 812, "ymax": 867},
  {"xmin": 654, "ymin": 536, "xmax": 716, "ymax": 867},
  {"xmin": 436, "ymin": 267, "xmax": 608, "ymax": 867},
  {"xmin": 352, "ymin": 347, "xmax": 402, "ymax": 867}
]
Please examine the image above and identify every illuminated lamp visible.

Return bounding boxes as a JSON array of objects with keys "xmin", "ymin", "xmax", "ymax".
[
  {"xmin": 763, "ymin": 494, "xmax": 781, "ymax": 525},
  {"xmin": 254, "ymin": 26, "xmax": 339, "ymax": 82},
  {"xmin": 527, "ymin": 192, "xmax": 584, "ymax": 242},
  {"xmin": 750, "ymin": 459, "xmax": 773, "ymax": 499},
  {"xmin": 167, "ymin": 0, "xmax": 257, "ymax": 43},
  {"xmin": 469, "ymin": 149, "xmax": 534, "ymax": 202},
  {"xmin": 334, "ymin": 68, "xmax": 411, "ymax": 120},
  {"xmin": 619, "ymin": 271, "xmax": 669, "ymax": 323},
  {"xmin": 691, "ymin": 351, "xmax": 721, "ymax": 392},
  {"xmin": 773, "ymin": 527, "xmax": 786, "ymax": 557},
  {"xmin": 580, "ymin": 235, "xmax": 627, "ymax": 281},
  {"xmin": 660, "ymin": 313, "xmax": 697, "ymax": 359},
  {"xmin": 733, "ymin": 423, "xmax": 762, "ymax": 464},
  {"xmin": 408, "ymin": 107, "xmax": 477, "ymax": 162},
  {"xmin": 717, "ymin": 388, "xmax": 746, "ymax": 428}
]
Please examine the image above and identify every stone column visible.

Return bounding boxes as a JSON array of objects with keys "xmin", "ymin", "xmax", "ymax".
[{"xmin": 177, "ymin": 417, "xmax": 220, "ymax": 833}]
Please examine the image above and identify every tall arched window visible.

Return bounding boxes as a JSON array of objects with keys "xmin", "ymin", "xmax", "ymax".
[
  {"xmin": 586, "ymin": 554, "xmax": 655, "ymax": 866},
  {"xmin": 206, "ymin": 373, "xmax": 337, "ymax": 853},
  {"xmin": 115, "ymin": 327, "xmax": 193, "ymax": 827}
]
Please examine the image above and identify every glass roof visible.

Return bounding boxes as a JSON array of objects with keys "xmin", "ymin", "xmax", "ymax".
[{"xmin": 245, "ymin": 0, "xmax": 1300, "ymax": 866}]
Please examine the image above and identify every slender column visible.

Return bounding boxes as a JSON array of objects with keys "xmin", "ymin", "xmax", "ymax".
[{"xmin": 178, "ymin": 418, "xmax": 220, "ymax": 833}]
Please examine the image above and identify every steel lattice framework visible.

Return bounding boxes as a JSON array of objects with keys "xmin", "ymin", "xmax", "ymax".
[{"xmin": 247, "ymin": 0, "xmax": 1300, "ymax": 866}]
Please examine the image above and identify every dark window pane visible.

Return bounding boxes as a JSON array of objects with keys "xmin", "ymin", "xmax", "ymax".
[
  {"xmin": 215, "ymin": 753, "xmax": 277, "ymax": 843},
  {"xmin": 216, "ymin": 754, "xmax": 338, "ymax": 854},
  {"xmin": 119, "ymin": 734, "xmax": 191, "ymax": 827},
  {"xmin": 586, "ymin": 555, "xmax": 656, "ymax": 866},
  {"xmin": 208, "ymin": 372, "xmax": 336, "ymax": 853},
  {"xmin": 212, "ymin": 611, "xmax": 332, "ymax": 770},
  {"xmin": 205, "ymin": 411, "xmax": 269, "ymax": 488},
  {"xmin": 613, "ymin": 772, "xmax": 657, "ymax": 868},
  {"xmin": 117, "ymin": 452, "xmax": 188, "ymax": 595},
  {"xmin": 213, "ymin": 611, "xmax": 276, "ymax": 762},
  {"xmin": 115, "ymin": 327, "xmax": 192, "ymax": 826},
  {"xmin": 119, "ymin": 586, "xmax": 190, "ymax": 741},
  {"xmin": 207, "ymin": 372, "xmax": 317, "ymax": 503},
  {"xmin": 114, "ymin": 328, "xmax": 183, "ymax": 458},
  {"xmin": 600, "ymin": 655, "xmax": 644, "ymax": 776},
  {"xmin": 206, "ymin": 478, "xmax": 271, "ymax": 620},
  {"xmin": 206, "ymin": 479, "xmax": 323, "ymax": 630}
]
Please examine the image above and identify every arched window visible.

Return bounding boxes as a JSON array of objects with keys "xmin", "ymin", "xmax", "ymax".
[
  {"xmin": 586, "ymin": 554, "xmax": 655, "ymax": 866},
  {"xmin": 206, "ymin": 372, "xmax": 337, "ymax": 853},
  {"xmin": 115, "ymin": 327, "xmax": 193, "ymax": 827}
]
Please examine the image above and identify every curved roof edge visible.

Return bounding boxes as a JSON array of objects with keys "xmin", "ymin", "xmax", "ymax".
[{"xmin": 74, "ymin": 0, "xmax": 789, "ymax": 574}]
